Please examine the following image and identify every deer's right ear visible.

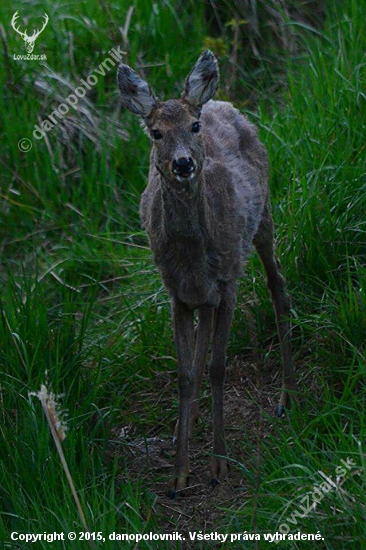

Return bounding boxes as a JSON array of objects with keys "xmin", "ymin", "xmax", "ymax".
[{"xmin": 117, "ymin": 65, "xmax": 157, "ymax": 117}]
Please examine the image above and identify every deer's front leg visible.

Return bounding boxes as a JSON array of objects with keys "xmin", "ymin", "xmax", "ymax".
[
  {"xmin": 169, "ymin": 297, "xmax": 195, "ymax": 498},
  {"xmin": 188, "ymin": 306, "xmax": 214, "ymax": 437},
  {"xmin": 210, "ymin": 281, "xmax": 237, "ymax": 485}
]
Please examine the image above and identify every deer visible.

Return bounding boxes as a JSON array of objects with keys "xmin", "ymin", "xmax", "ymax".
[
  {"xmin": 117, "ymin": 50, "xmax": 297, "ymax": 497},
  {"xmin": 11, "ymin": 11, "xmax": 49, "ymax": 54}
]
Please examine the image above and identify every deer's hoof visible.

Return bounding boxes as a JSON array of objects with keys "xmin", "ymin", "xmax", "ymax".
[
  {"xmin": 278, "ymin": 385, "xmax": 299, "ymax": 418},
  {"xmin": 168, "ymin": 467, "xmax": 190, "ymax": 498},
  {"xmin": 277, "ymin": 388, "xmax": 299, "ymax": 418},
  {"xmin": 168, "ymin": 479, "xmax": 188, "ymax": 499},
  {"xmin": 211, "ymin": 457, "xmax": 228, "ymax": 487}
]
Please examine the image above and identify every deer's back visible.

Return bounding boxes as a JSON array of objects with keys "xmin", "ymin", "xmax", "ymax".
[
  {"xmin": 201, "ymin": 99, "xmax": 269, "ymax": 204},
  {"xmin": 200, "ymin": 100, "xmax": 269, "ymax": 253}
]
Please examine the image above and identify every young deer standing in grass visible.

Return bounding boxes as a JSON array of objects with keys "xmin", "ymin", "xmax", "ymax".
[{"xmin": 117, "ymin": 51, "xmax": 296, "ymax": 497}]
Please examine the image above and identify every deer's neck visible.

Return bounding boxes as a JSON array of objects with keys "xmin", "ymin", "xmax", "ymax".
[{"xmin": 160, "ymin": 176, "xmax": 211, "ymax": 242}]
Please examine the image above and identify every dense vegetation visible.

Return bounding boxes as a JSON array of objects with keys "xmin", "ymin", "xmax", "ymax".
[{"xmin": 0, "ymin": 0, "xmax": 365, "ymax": 547}]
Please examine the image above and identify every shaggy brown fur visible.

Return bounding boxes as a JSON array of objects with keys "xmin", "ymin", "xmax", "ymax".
[{"xmin": 118, "ymin": 50, "xmax": 296, "ymax": 497}]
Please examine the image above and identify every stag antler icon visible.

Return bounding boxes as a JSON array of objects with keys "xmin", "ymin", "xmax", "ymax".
[{"xmin": 11, "ymin": 11, "xmax": 49, "ymax": 54}]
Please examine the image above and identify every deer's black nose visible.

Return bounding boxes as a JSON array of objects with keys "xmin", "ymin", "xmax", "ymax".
[{"xmin": 172, "ymin": 157, "xmax": 195, "ymax": 177}]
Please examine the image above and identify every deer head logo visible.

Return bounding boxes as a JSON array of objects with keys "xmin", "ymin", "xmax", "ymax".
[{"xmin": 11, "ymin": 11, "xmax": 49, "ymax": 54}]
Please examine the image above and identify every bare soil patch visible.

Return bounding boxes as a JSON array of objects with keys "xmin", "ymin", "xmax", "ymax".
[{"xmin": 114, "ymin": 354, "xmax": 286, "ymax": 546}]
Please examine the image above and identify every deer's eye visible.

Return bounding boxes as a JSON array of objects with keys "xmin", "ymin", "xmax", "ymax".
[
  {"xmin": 151, "ymin": 129, "xmax": 163, "ymax": 140},
  {"xmin": 191, "ymin": 121, "xmax": 200, "ymax": 133}
]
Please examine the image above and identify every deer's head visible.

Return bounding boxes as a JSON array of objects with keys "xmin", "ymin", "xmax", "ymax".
[
  {"xmin": 117, "ymin": 51, "xmax": 219, "ymax": 191},
  {"xmin": 11, "ymin": 11, "xmax": 49, "ymax": 54}
]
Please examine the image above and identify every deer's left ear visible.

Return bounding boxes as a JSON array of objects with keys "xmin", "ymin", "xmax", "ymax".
[{"xmin": 182, "ymin": 50, "xmax": 219, "ymax": 107}]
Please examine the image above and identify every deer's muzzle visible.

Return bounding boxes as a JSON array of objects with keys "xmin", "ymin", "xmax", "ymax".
[{"xmin": 172, "ymin": 157, "xmax": 195, "ymax": 178}]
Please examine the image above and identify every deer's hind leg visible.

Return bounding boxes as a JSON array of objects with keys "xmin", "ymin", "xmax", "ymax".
[{"xmin": 253, "ymin": 206, "xmax": 297, "ymax": 416}]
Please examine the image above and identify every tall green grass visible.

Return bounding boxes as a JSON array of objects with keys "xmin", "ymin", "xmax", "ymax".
[
  {"xmin": 1, "ymin": 0, "xmax": 365, "ymax": 547},
  {"xmin": 227, "ymin": 1, "xmax": 366, "ymax": 546}
]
